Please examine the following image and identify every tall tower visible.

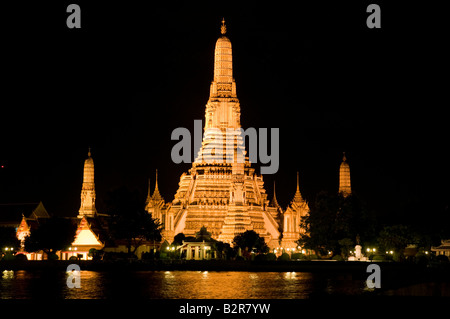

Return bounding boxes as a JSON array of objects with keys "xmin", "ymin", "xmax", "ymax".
[
  {"xmin": 78, "ymin": 148, "xmax": 97, "ymax": 218},
  {"xmin": 339, "ymin": 152, "xmax": 352, "ymax": 197},
  {"xmin": 155, "ymin": 19, "xmax": 281, "ymax": 248}
]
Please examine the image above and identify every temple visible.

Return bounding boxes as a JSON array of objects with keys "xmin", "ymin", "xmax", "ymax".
[
  {"xmin": 61, "ymin": 149, "xmax": 105, "ymax": 260},
  {"xmin": 146, "ymin": 19, "xmax": 306, "ymax": 249},
  {"xmin": 281, "ymin": 172, "xmax": 309, "ymax": 249}
]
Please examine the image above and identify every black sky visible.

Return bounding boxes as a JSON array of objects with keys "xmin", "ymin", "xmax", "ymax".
[{"xmin": 1, "ymin": 1, "xmax": 449, "ymax": 229}]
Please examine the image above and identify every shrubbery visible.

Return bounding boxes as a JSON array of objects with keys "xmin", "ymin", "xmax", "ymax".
[
  {"xmin": 277, "ymin": 253, "xmax": 290, "ymax": 261},
  {"xmin": 372, "ymin": 255, "xmax": 386, "ymax": 261},
  {"xmin": 436, "ymin": 255, "xmax": 449, "ymax": 263},
  {"xmin": 266, "ymin": 253, "xmax": 276, "ymax": 261},
  {"xmin": 290, "ymin": 253, "xmax": 307, "ymax": 260},
  {"xmin": 332, "ymin": 255, "xmax": 344, "ymax": 261}
]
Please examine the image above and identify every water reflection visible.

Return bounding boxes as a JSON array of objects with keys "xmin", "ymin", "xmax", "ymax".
[
  {"xmin": 0, "ymin": 270, "xmax": 368, "ymax": 299},
  {"xmin": 2, "ymin": 270, "xmax": 14, "ymax": 280}
]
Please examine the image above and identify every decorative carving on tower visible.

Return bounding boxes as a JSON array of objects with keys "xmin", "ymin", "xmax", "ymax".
[{"xmin": 78, "ymin": 149, "xmax": 97, "ymax": 218}]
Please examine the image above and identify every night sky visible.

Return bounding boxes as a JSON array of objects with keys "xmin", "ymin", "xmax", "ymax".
[{"xmin": 1, "ymin": 1, "xmax": 448, "ymax": 230}]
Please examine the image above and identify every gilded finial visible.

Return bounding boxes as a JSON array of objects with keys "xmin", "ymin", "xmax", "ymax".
[
  {"xmin": 88, "ymin": 147, "xmax": 91, "ymax": 157},
  {"xmin": 221, "ymin": 18, "xmax": 227, "ymax": 35},
  {"xmin": 342, "ymin": 152, "xmax": 347, "ymax": 162}
]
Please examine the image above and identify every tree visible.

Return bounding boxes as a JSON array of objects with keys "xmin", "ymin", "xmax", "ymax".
[
  {"xmin": 298, "ymin": 191, "xmax": 375, "ymax": 257},
  {"xmin": 0, "ymin": 227, "xmax": 21, "ymax": 252},
  {"xmin": 106, "ymin": 187, "xmax": 162, "ymax": 254},
  {"xmin": 377, "ymin": 225, "xmax": 411, "ymax": 257},
  {"xmin": 24, "ymin": 217, "xmax": 76, "ymax": 256},
  {"xmin": 297, "ymin": 191, "xmax": 340, "ymax": 256},
  {"xmin": 233, "ymin": 230, "xmax": 269, "ymax": 257},
  {"xmin": 195, "ymin": 226, "xmax": 212, "ymax": 241},
  {"xmin": 338, "ymin": 237, "xmax": 354, "ymax": 259},
  {"xmin": 172, "ymin": 233, "xmax": 186, "ymax": 246}
]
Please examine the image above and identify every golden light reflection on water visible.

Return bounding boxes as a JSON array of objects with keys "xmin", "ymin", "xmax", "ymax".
[
  {"xmin": 1, "ymin": 270, "xmax": 368, "ymax": 299},
  {"xmin": 156, "ymin": 271, "xmax": 316, "ymax": 299},
  {"xmin": 2, "ymin": 270, "xmax": 14, "ymax": 280}
]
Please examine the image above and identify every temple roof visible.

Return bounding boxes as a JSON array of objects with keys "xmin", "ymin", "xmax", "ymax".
[
  {"xmin": 270, "ymin": 181, "xmax": 280, "ymax": 208},
  {"xmin": 151, "ymin": 169, "xmax": 163, "ymax": 202},
  {"xmin": 291, "ymin": 172, "xmax": 304, "ymax": 203},
  {"xmin": 0, "ymin": 201, "xmax": 50, "ymax": 226}
]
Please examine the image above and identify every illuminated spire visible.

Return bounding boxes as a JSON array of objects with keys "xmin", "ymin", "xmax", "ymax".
[
  {"xmin": 145, "ymin": 178, "xmax": 151, "ymax": 204},
  {"xmin": 339, "ymin": 152, "xmax": 352, "ymax": 197},
  {"xmin": 221, "ymin": 18, "xmax": 227, "ymax": 35},
  {"xmin": 152, "ymin": 169, "xmax": 163, "ymax": 201},
  {"xmin": 213, "ymin": 19, "xmax": 233, "ymax": 86},
  {"xmin": 292, "ymin": 171, "xmax": 303, "ymax": 202},
  {"xmin": 271, "ymin": 181, "xmax": 280, "ymax": 208}
]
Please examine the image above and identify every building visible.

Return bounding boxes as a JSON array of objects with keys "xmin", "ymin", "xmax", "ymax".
[
  {"xmin": 177, "ymin": 226, "xmax": 217, "ymax": 260},
  {"xmin": 60, "ymin": 149, "xmax": 107, "ymax": 260},
  {"xmin": 59, "ymin": 216, "xmax": 105, "ymax": 260},
  {"xmin": 432, "ymin": 240, "xmax": 450, "ymax": 257},
  {"xmin": 0, "ymin": 201, "xmax": 50, "ymax": 230},
  {"xmin": 281, "ymin": 173, "xmax": 309, "ymax": 249},
  {"xmin": 0, "ymin": 202, "xmax": 50, "ymax": 260},
  {"xmin": 178, "ymin": 240, "xmax": 215, "ymax": 260},
  {"xmin": 146, "ymin": 20, "xmax": 305, "ymax": 249}
]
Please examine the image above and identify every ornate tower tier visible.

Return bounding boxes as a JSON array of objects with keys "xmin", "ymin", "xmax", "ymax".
[{"xmin": 78, "ymin": 149, "xmax": 97, "ymax": 218}]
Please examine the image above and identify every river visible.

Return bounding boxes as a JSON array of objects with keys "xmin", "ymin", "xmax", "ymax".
[{"xmin": 1, "ymin": 270, "xmax": 371, "ymax": 299}]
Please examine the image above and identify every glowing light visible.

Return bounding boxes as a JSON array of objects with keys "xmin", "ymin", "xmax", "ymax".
[
  {"xmin": 72, "ymin": 228, "xmax": 102, "ymax": 246},
  {"xmin": 2, "ymin": 270, "xmax": 14, "ymax": 280}
]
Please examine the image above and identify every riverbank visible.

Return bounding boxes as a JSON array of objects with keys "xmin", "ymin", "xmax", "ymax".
[
  {"xmin": 0, "ymin": 258, "xmax": 391, "ymax": 272},
  {"xmin": 1, "ymin": 258, "xmax": 448, "ymax": 274}
]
